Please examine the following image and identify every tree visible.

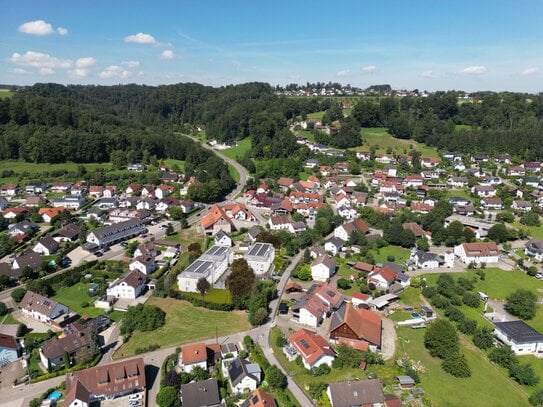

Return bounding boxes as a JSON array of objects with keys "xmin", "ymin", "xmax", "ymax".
[
  {"xmin": 191, "ymin": 365, "xmax": 210, "ymax": 381},
  {"xmin": 249, "ymin": 307, "xmax": 268, "ymax": 326},
  {"xmin": 165, "ymin": 223, "xmax": 175, "ymax": 236},
  {"xmin": 332, "ymin": 343, "xmax": 365, "ymax": 369},
  {"xmin": 487, "ymin": 223, "xmax": 511, "ymax": 243},
  {"xmin": 196, "ymin": 277, "xmax": 211, "ymax": 300},
  {"xmin": 509, "ymin": 363, "xmax": 540, "ymax": 386},
  {"xmin": 0, "ymin": 301, "xmax": 8, "ymax": 316},
  {"xmin": 473, "ymin": 328, "xmax": 494, "ymax": 349},
  {"xmin": 505, "ymin": 289, "xmax": 537, "ymax": 320},
  {"xmin": 489, "ymin": 346, "xmax": 518, "ymax": 369},
  {"xmin": 121, "ymin": 304, "xmax": 166, "ymax": 335},
  {"xmin": 168, "ymin": 206, "xmax": 183, "ymax": 221},
  {"xmin": 441, "ymin": 352, "xmax": 471, "ymax": 377},
  {"xmin": 424, "ymin": 319, "xmax": 459, "ymax": 359},
  {"xmin": 16, "ymin": 323, "xmax": 29, "ymax": 337},
  {"xmin": 399, "ymin": 229, "xmax": 416, "ymax": 248},
  {"xmin": 266, "ymin": 365, "xmax": 287, "ymax": 389},
  {"xmin": 529, "ymin": 389, "xmax": 543, "ymax": 406},
  {"xmin": 521, "ymin": 211, "xmax": 541, "ymax": 227},
  {"xmin": 337, "ymin": 278, "xmax": 351, "ymax": 290},
  {"xmin": 417, "ymin": 238, "xmax": 430, "ymax": 251},
  {"xmin": 226, "ymin": 259, "xmax": 255, "ymax": 301},
  {"xmin": 11, "ymin": 287, "xmax": 26, "ymax": 303},
  {"xmin": 156, "ymin": 386, "xmax": 180, "ymax": 407}
]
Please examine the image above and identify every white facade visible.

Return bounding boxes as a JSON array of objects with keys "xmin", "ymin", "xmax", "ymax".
[
  {"xmin": 106, "ymin": 281, "xmax": 145, "ymax": 300},
  {"xmin": 245, "ymin": 243, "xmax": 275, "ymax": 275},
  {"xmin": 177, "ymin": 246, "xmax": 231, "ymax": 293},
  {"xmin": 311, "ymin": 263, "xmax": 334, "ymax": 282},
  {"xmin": 453, "ymin": 244, "xmax": 499, "ymax": 264},
  {"xmin": 21, "ymin": 303, "xmax": 68, "ymax": 324},
  {"xmin": 494, "ymin": 323, "xmax": 543, "ymax": 356},
  {"xmin": 298, "ymin": 308, "xmax": 322, "ymax": 328},
  {"xmin": 129, "ymin": 258, "xmax": 157, "ymax": 275},
  {"xmin": 53, "ymin": 195, "xmax": 85, "ymax": 210},
  {"xmin": 86, "ymin": 219, "xmax": 144, "ymax": 248},
  {"xmin": 231, "ymin": 375, "xmax": 258, "ymax": 395}
]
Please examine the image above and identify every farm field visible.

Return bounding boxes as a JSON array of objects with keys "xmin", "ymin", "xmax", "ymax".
[
  {"xmin": 358, "ymin": 127, "xmax": 440, "ymax": 159},
  {"xmin": 0, "ymin": 90, "xmax": 13, "ymax": 99},
  {"xmin": 114, "ymin": 297, "xmax": 250, "ymax": 358},
  {"xmin": 0, "ymin": 161, "xmax": 111, "ymax": 184}
]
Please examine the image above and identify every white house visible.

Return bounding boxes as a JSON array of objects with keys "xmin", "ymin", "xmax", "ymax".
[
  {"xmin": 32, "ymin": 237, "xmax": 59, "ymax": 256},
  {"xmin": 288, "ymin": 329, "xmax": 335, "ymax": 370},
  {"xmin": 85, "ymin": 219, "xmax": 144, "ymax": 248},
  {"xmin": 454, "ymin": 242, "xmax": 499, "ymax": 264},
  {"xmin": 53, "ymin": 195, "xmax": 85, "ymax": 210},
  {"xmin": 525, "ymin": 240, "xmax": 543, "ymax": 261},
  {"xmin": 494, "ymin": 321, "xmax": 543, "ymax": 356},
  {"xmin": 333, "ymin": 219, "xmax": 369, "ymax": 242},
  {"xmin": 129, "ymin": 256, "xmax": 157, "ymax": 275},
  {"xmin": 106, "ymin": 270, "xmax": 147, "ymax": 300},
  {"xmin": 324, "ymin": 237, "xmax": 344, "ymax": 256},
  {"xmin": 179, "ymin": 343, "xmax": 208, "ymax": 373},
  {"xmin": 245, "ymin": 242, "xmax": 275, "ymax": 275},
  {"xmin": 19, "ymin": 291, "xmax": 69, "ymax": 324},
  {"xmin": 311, "ymin": 255, "xmax": 336, "ymax": 282},
  {"xmin": 411, "ymin": 250, "xmax": 441, "ymax": 269},
  {"xmin": 227, "ymin": 358, "xmax": 261, "ymax": 395},
  {"xmin": 177, "ymin": 245, "xmax": 232, "ymax": 293},
  {"xmin": 471, "ymin": 185, "xmax": 496, "ymax": 198},
  {"xmin": 214, "ymin": 230, "xmax": 232, "ymax": 247}
]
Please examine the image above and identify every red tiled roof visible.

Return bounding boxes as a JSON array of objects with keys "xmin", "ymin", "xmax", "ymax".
[
  {"xmin": 289, "ymin": 328, "xmax": 334, "ymax": 366},
  {"xmin": 462, "ymin": 242, "xmax": 499, "ymax": 256},
  {"xmin": 201, "ymin": 204, "xmax": 233, "ymax": 229},
  {"xmin": 182, "ymin": 342, "xmax": 207, "ymax": 365}
]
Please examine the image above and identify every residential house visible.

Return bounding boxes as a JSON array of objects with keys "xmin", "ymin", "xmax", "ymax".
[
  {"xmin": 508, "ymin": 166, "xmax": 526, "ymax": 177},
  {"xmin": 277, "ymin": 177, "xmax": 294, "ymax": 191},
  {"xmin": 525, "ymin": 239, "xmax": 543, "ymax": 261},
  {"xmin": 129, "ymin": 256, "xmax": 157, "ymax": 275},
  {"xmin": 512, "ymin": 200, "xmax": 532, "ymax": 212},
  {"xmin": 179, "ymin": 342, "xmax": 208, "ymax": 373},
  {"xmin": 53, "ymin": 195, "xmax": 85, "ymax": 210},
  {"xmin": 8, "ymin": 220, "xmax": 39, "ymax": 239},
  {"xmin": 288, "ymin": 328, "xmax": 335, "ymax": 369},
  {"xmin": 24, "ymin": 195, "xmax": 46, "ymax": 208},
  {"xmin": 405, "ymin": 175, "xmax": 424, "ymax": 188},
  {"xmin": 88, "ymin": 186, "xmax": 104, "ymax": 198},
  {"xmin": 524, "ymin": 162, "xmax": 542, "ymax": 173},
  {"xmin": 106, "ymin": 270, "xmax": 148, "ymax": 300},
  {"xmin": 64, "ymin": 358, "xmax": 145, "ymax": 406},
  {"xmin": 2, "ymin": 207, "xmax": 28, "ymax": 219},
  {"xmin": 125, "ymin": 184, "xmax": 140, "ymax": 196},
  {"xmin": 39, "ymin": 323, "xmax": 92, "ymax": 369},
  {"xmin": 25, "ymin": 183, "xmax": 47, "ymax": 195},
  {"xmin": 311, "ymin": 255, "xmax": 337, "ymax": 282},
  {"xmin": 411, "ymin": 250, "xmax": 443, "ymax": 269},
  {"xmin": 52, "ymin": 223, "xmax": 82, "ymax": 243},
  {"xmin": 32, "ymin": 237, "xmax": 59, "ymax": 256},
  {"xmin": 454, "ymin": 242, "xmax": 499, "ymax": 264},
  {"xmin": 327, "ymin": 379, "xmax": 399, "ymax": 407},
  {"xmin": 12, "ymin": 250, "xmax": 42, "ymax": 271},
  {"xmin": 240, "ymin": 389, "xmax": 277, "ymax": 407},
  {"xmin": 201, "ymin": 204, "xmax": 235, "ymax": 236},
  {"xmin": 19, "ymin": 291, "xmax": 69, "ymax": 324},
  {"xmin": 86, "ymin": 219, "xmax": 144, "ymax": 249},
  {"xmin": 324, "ymin": 237, "xmax": 344, "ymax": 256},
  {"xmin": 494, "ymin": 320, "xmax": 543, "ymax": 356},
  {"xmin": 471, "ymin": 185, "xmax": 496, "ymax": 198},
  {"xmin": 38, "ymin": 207, "xmax": 66, "ymax": 223},
  {"xmin": 0, "ymin": 332, "xmax": 21, "ymax": 365},
  {"xmin": 0, "ymin": 183, "xmax": 19, "ymax": 196},
  {"xmin": 329, "ymin": 303, "xmax": 382, "ymax": 351},
  {"xmin": 481, "ymin": 197, "xmax": 503, "ymax": 211},
  {"xmin": 447, "ymin": 176, "xmax": 468, "ymax": 188},
  {"xmin": 214, "ymin": 230, "xmax": 232, "ymax": 247},
  {"xmin": 155, "ymin": 185, "xmax": 174, "ymax": 200},
  {"xmin": 333, "ymin": 219, "xmax": 369, "ymax": 242},
  {"xmin": 350, "ymin": 293, "xmax": 372, "ymax": 308},
  {"xmin": 0, "ymin": 197, "xmax": 8, "ymax": 210},
  {"xmin": 180, "ymin": 379, "xmax": 221, "ymax": 407},
  {"xmin": 245, "ymin": 242, "xmax": 275, "ymax": 275},
  {"xmin": 402, "ymin": 222, "xmax": 428, "ymax": 240},
  {"xmin": 227, "ymin": 357, "xmax": 261, "ymax": 395},
  {"xmin": 291, "ymin": 283, "xmax": 343, "ymax": 327}
]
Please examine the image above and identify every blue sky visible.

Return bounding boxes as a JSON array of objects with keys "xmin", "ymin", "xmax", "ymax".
[{"xmin": 1, "ymin": 0, "xmax": 542, "ymax": 91}]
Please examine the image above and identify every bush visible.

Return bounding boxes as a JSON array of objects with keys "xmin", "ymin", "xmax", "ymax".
[
  {"xmin": 444, "ymin": 306, "xmax": 465, "ymax": 323},
  {"xmin": 489, "ymin": 346, "xmax": 518, "ymax": 369},
  {"xmin": 509, "ymin": 363, "xmax": 540, "ymax": 386},
  {"xmin": 387, "ymin": 255, "xmax": 395, "ymax": 262},
  {"xmin": 337, "ymin": 278, "xmax": 351, "ymax": 290},
  {"xmin": 424, "ymin": 319, "xmax": 459, "ymax": 359},
  {"xmin": 0, "ymin": 302, "xmax": 8, "ymax": 316},
  {"xmin": 120, "ymin": 304, "xmax": 166, "ymax": 335},
  {"xmin": 462, "ymin": 292, "xmax": 481, "ymax": 308},
  {"xmin": 156, "ymin": 386, "xmax": 180, "ymax": 407},
  {"xmin": 311, "ymin": 364, "xmax": 331, "ymax": 376},
  {"xmin": 458, "ymin": 319, "xmax": 478, "ymax": 335},
  {"xmin": 505, "ymin": 289, "xmax": 537, "ymax": 320},
  {"xmin": 275, "ymin": 333, "xmax": 287, "ymax": 348},
  {"xmin": 11, "ymin": 287, "xmax": 26, "ymax": 303},
  {"xmin": 430, "ymin": 294, "xmax": 451, "ymax": 309},
  {"xmin": 473, "ymin": 328, "xmax": 494, "ymax": 350},
  {"xmin": 135, "ymin": 343, "xmax": 160, "ymax": 354},
  {"xmin": 266, "ymin": 365, "xmax": 287, "ymax": 389},
  {"xmin": 441, "ymin": 353, "xmax": 471, "ymax": 377},
  {"xmin": 529, "ymin": 389, "xmax": 543, "ymax": 406}
]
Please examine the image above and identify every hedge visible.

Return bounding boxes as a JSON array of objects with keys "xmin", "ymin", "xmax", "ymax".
[{"xmin": 30, "ymin": 352, "xmax": 102, "ymax": 383}]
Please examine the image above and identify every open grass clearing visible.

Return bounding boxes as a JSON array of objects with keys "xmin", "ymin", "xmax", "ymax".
[
  {"xmin": 163, "ymin": 159, "xmax": 185, "ymax": 171},
  {"xmin": 0, "ymin": 90, "xmax": 13, "ymax": 99},
  {"xmin": 0, "ymin": 312, "xmax": 20, "ymax": 325},
  {"xmin": 513, "ymin": 220, "xmax": 543, "ymax": 240},
  {"xmin": 396, "ymin": 325, "xmax": 531, "ymax": 406},
  {"xmin": 227, "ymin": 162, "xmax": 240, "ymax": 183},
  {"xmin": 0, "ymin": 160, "xmax": 111, "ymax": 176},
  {"xmin": 180, "ymin": 288, "xmax": 232, "ymax": 305},
  {"xmin": 357, "ymin": 127, "xmax": 439, "ymax": 159},
  {"xmin": 52, "ymin": 282, "xmax": 109, "ymax": 319},
  {"xmin": 114, "ymin": 297, "xmax": 250, "ymax": 358},
  {"xmin": 220, "ymin": 138, "xmax": 252, "ymax": 160},
  {"xmin": 367, "ymin": 245, "xmax": 410, "ymax": 265}
]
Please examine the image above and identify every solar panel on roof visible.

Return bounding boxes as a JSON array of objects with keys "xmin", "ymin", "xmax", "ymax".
[{"xmin": 300, "ymin": 339, "xmax": 310, "ymax": 349}]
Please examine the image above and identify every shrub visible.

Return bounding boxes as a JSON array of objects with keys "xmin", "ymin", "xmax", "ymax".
[
  {"xmin": 337, "ymin": 278, "xmax": 351, "ymax": 290},
  {"xmin": 156, "ymin": 386, "xmax": 180, "ymax": 407},
  {"xmin": 0, "ymin": 302, "xmax": 8, "ymax": 316},
  {"xmin": 458, "ymin": 319, "xmax": 478, "ymax": 335},
  {"xmin": 444, "ymin": 306, "xmax": 465, "ymax": 323},
  {"xmin": 529, "ymin": 389, "xmax": 543, "ymax": 406},
  {"xmin": 424, "ymin": 319, "xmax": 459, "ymax": 359},
  {"xmin": 11, "ymin": 287, "xmax": 27, "ymax": 303},
  {"xmin": 311, "ymin": 364, "xmax": 331, "ymax": 376},
  {"xmin": 441, "ymin": 353, "xmax": 471, "ymax": 377},
  {"xmin": 473, "ymin": 328, "xmax": 494, "ymax": 350},
  {"xmin": 266, "ymin": 365, "xmax": 287, "ymax": 389},
  {"xmin": 509, "ymin": 363, "xmax": 540, "ymax": 386},
  {"xmin": 489, "ymin": 346, "xmax": 518, "ymax": 369},
  {"xmin": 505, "ymin": 289, "xmax": 537, "ymax": 320},
  {"xmin": 120, "ymin": 304, "xmax": 166, "ymax": 335},
  {"xmin": 387, "ymin": 255, "xmax": 395, "ymax": 262}
]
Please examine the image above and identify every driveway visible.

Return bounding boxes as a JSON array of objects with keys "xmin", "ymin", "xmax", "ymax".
[{"xmin": 380, "ymin": 317, "xmax": 397, "ymax": 361}]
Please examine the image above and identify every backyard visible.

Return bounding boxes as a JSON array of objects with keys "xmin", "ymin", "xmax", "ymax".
[
  {"xmin": 368, "ymin": 245, "xmax": 410, "ymax": 265},
  {"xmin": 114, "ymin": 297, "xmax": 250, "ymax": 358},
  {"xmin": 357, "ymin": 127, "xmax": 440, "ymax": 159}
]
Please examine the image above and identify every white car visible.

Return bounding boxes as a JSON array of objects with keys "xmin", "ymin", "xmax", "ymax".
[{"xmin": 128, "ymin": 393, "xmax": 143, "ymax": 401}]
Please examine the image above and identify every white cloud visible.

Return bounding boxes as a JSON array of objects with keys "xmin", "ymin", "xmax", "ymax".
[
  {"xmin": 11, "ymin": 51, "xmax": 73, "ymax": 70},
  {"xmin": 39, "ymin": 67, "xmax": 55, "ymax": 75},
  {"xmin": 69, "ymin": 57, "xmax": 96, "ymax": 78},
  {"xmin": 56, "ymin": 27, "xmax": 68, "ymax": 36},
  {"xmin": 121, "ymin": 60, "xmax": 140, "ymax": 68},
  {"xmin": 460, "ymin": 65, "xmax": 487, "ymax": 75},
  {"xmin": 336, "ymin": 69, "xmax": 351, "ymax": 78},
  {"xmin": 10, "ymin": 68, "xmax": 30, "ymax": 75},
  {"xmin": 361, "ymin": 65, "xmax": 378, "ymax": 74},
  {"xmin": 421, "ymin": 70, "xmax": 438, "ymax": 79},
  {"xmin": 520, "ymin": 67, "xmax": 539, "ymax": 76},
  {"xmin": 99, "ymin": 65, "xmax": 131, "ymax": 79},
  {"xmin": 160, "ymin": 50, "xmax": 174, "ymax": 60},
  {"xmin": 18, "ymin": 20, "xmax": 54, "ymax": 35},
  {"xmin": 124, "ymin": 32, "xmax": 156, "ymax": 44}
]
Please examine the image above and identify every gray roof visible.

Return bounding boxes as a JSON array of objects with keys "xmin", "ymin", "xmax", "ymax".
[
  {"xmin": 526, "ymin": 239, "xmax": 543, "ymax": 255},
  {"xmin": 228, "ymin": 358, "xmax": 259, "ymax": 386},
  {"xmin": 415, "ymin": 250, "xmax": 441, "ymax": 264},
  {"xmin": 246, "ymin": 242, "xmax": 274, "ymax": 259},
  {"xmin": 327, "ymin": 379, "xmax": 385, "ymax": 407},
  {"xmin": 247, "ymin": 226, "xmax": 261, "ymax": 240},
  {"xmin": 14, "ymin": 250, "xmax": 42, "ymax": 270},
  {"xmin": 494, "ymin": 320, "xmax": 543, "ymax": 344},
  {"xmin": 180, "ymin": 379, "xmax": 221, "ymax": 407},
  {"xmin": 326, "ymin": 237, "xmax": 344, "ymax": 248},
  {"xmin": 91, "ymin": 219, "xmax": 142, "ymax": 239},
  {"xmin": 36, "ymin": 236, "xmax": 59, "ymax": 252}
]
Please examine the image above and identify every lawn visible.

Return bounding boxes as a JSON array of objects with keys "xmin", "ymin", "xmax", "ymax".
[
  {"xmin": 163, "ymin": 159, "xmax": 185, "ymax": 171},
  {"xmin": 367, "ymin": 245, "xmax": 410, "ymax": 265},
  {"xmin": 357, "ymin": 127, "xmax": 440, "ymax": 159},
  {"xmin": 181, "ymin": 289, "xmax": 232, "ymax": 305},
  {"xmin": 396, "ymin": 326, "xmax": 531, "ymax": 406},
  {"xmin": 446, "ymin": 189, "xmax": 473, "ymax": 202},
  {"xmin": 220, "ymin": 138, "xmax": 252, "ymax": 160},
  {"xmin": 227, "ymin": 162, "xmax": 240, "ymax": 183},
  {"xmin": 165, "ymin": 226, "xmax": 205, "ymax": 249},
  {"xmin": 513, "ymin": 220, "xmax": 543, "ymax": 240},
  {"xmin": 52, "ymin": 282, "xmax": 107, "ymax": 319},
  {"xmin": 399, "ymin": 287, "xmax": 425, "ymax": 308},
  {"xmin": 0, "ymin": 90, "xmax": 13, "ymax": 99},
  {"xmin": 306, "ymin": 111, "xmax": 325, "ymax": 120},
  {"xmin": 0, "ymin": 160, "xmax": 111, "ymax": 175},
  {"xmin": 0, "ymin": 313, "xmax": 20, "ymax": 325},
  {"xmin": 114, "ymin": 297, "xmax": 250, "ymax": 358}
]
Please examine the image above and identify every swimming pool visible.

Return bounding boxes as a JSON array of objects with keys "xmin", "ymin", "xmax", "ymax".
[
  {"xmin": 47, "ymin": 391, "xmax": 62, "ymax": 401},
  {"xmin": 411, "ymin": 312, "xmax": 421, "ymax": 319}
]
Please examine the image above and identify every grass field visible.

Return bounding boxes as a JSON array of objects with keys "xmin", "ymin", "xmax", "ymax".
[
  {"xmin": 358, "ymin": 127, "xmax": 440, "ymax": 159},
  {"xmin": 181, "ymin": 289, "xmax": 232, "ymax": 304},
  {"xmin": 368, "ymin": 245, "xmax": 410, "ymax": 264},
  {"xmin": 446, "ymin": 189, "xmax": 473, "ymax": 202},
  {"xmin": 52, "ymin": 282, "xmax": 110, "ymax": 319},
  {"xmin": 163, "ymin": 159, "xmax": 185, "ymax": 171},
  {"xmin": 228, "ymin": 162, "xmax": 240, "ymax": 183},
  {"xmin": 220, "ymin": 138, "xmax": 252, "ymax": 159},
  {"xmin": 306, "ymin": 111, "xmax": 325, "ymax": 120},
  {"xmin": 513, "ymin": 220, "xmax": 543, "ymax": 240},
  {"xmin": 115, "ymin": 297, "xmax": 250, "ymax": 358},
  {"xmin": 0, "ymin": 90, "xmax": 13, "ymax": 99},
  {"xmin": 0, "ymin": 161, "xmax": 111, "ymax": 174},
  {"xmin": 396, "ymin": 326, "xmax": 531, "ymax": 406},
  {"xmin": 0, "ymin": 313, "xmax": 20, "ymax": 325}
]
